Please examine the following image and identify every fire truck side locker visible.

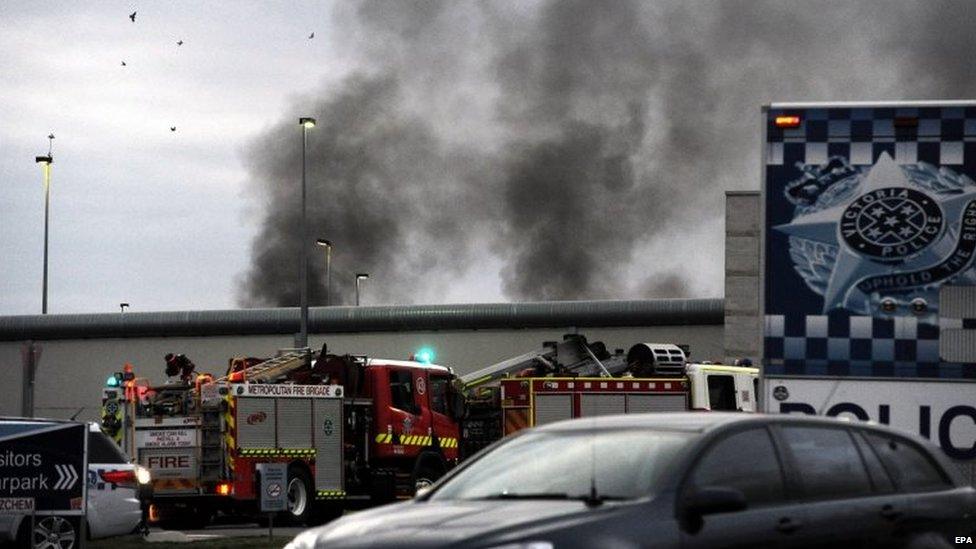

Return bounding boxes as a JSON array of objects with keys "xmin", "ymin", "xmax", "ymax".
[{"xmin": 228, "ymin": 384, "xmax": 345, "ymax": 501}]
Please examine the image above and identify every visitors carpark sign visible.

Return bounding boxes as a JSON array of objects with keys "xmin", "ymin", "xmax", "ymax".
[{"xmin": 0, "ymin": 420, "xmax": 87, "ymax": 515}]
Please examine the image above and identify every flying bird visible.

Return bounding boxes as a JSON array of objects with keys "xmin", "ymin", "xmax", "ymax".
[
  {"xmin": 121, "ymin": 60, "xmax": 127, "ymax": 66},
  {"xmin": 308, "ymin": 32, "xmax": 314, "ymax": 39},
  {"xmin": 170, "ymin": 127, "xmax": 176, "ymax": 132},
  {"xmin": 176, "ymin": 40, "xmax": 183, "ymax": 46},
  {"xmin": 129, "ymin": 11, "xmax": 136, "ymax": 22}
]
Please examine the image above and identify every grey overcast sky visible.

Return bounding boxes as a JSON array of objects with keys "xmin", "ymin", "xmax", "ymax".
[
  {"xmin": 3, "ymin": 1, "xmax": 975, "ymax": 315},
  {"xmin": 0, "ymin": 1, "xmax": 382, "ymax": 314}
]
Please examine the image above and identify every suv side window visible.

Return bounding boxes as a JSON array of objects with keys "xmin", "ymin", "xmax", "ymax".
[
  {"xmin": 389, "ymin": 370, "xmax": 416, "ymax": 413},
  {"xmin": 707, "ymin": 375, "xmax": 737, "ymax": 411},
  {"xmin": 780, "ymin": 426, "xmax": 872, "ymax": 500},
  {"xmin": 89, "ymin": 430, "xmax": 128, "ymax": 464},
  {"xmin": 689, "ymin": 428, "xmax": 785, "ymax": 507},
  {"xmin": 864, "ymin": 432, "xmax": 951, "ymax": 492}
]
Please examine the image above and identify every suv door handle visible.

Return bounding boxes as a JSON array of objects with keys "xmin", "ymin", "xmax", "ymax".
[
  {"xmin": 776, "ymin": 517, "xmax": 802, "ymax": 534},
  {"xmin": 880, "ymin": 504, "xmax": 901, "ymax": 520}
]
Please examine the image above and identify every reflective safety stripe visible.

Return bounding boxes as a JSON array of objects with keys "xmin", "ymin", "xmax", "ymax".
[
  {"xmin": 224, "ymin": 395, "xmax": 236, "ymax": 473},
  {"xmin": 374, "ymin": 434, "xmax": 459, "ymax": 447},
  {"xmin": 315, "ymin": 489, "xmax": 346, "ymax": 499},
  {"xmin": 237, "ymin": 448, "xmax": 315, "ymax": 457},
  {"xmin": 440, "ymin": 437, "xmax": 457, "ymax": 448},
  {"xmin": 153, "ymin": 478, "xmax": 198, "ymax": 491}
]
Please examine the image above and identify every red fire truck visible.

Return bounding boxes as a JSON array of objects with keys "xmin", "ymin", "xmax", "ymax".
[
  {"xmin": 100, "ymin": 336, "xmax": 755, "ymax": 527},
  {"xmin": 102, "ymin": 348, "xmax": 464, "ymax": 528}
]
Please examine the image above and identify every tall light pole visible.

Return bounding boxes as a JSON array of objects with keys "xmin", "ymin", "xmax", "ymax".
[
  {"xmin": 35, "ymin": 134, "xmax": 54, "ymax": 315},
  {"xmin": 298, "ymin": 117, "xmax": 316, "ymax": 349},
  {"xmin": 316, "ymin": 239, "xmax": 333, "ymax": 306},
  {"xmin": 355, "ymin": 273, "xmax": 369, "ymax": 306}
]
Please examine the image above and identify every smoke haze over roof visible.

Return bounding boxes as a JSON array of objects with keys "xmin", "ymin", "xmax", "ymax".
[
  {"xmin": 3, "ymin": 2, "xmax": 975, "ymax": 314},
  {"xmin": 240, "ymin": 0, "xmax": 976, "ymax": 307}
]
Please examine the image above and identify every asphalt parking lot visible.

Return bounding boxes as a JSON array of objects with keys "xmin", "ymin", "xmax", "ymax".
[
  {"xmin": 147, "ymin": 523, "xmax": 305, "ymax": 541},
  {"xmin": 87, "ymin": 523, "xmax": 304, "ymax": 549}
]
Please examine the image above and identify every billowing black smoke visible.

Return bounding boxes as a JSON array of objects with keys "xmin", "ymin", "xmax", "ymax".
[
  {"xmin": 493, "ymin": 0, "xmax": 658, "ymax": 300},
  {"xmin": 241, "ymin": 0, "xmax": 976, "ymax": 307},
  {"xmin": 240, "ymin": 75, "xmax": 487, "ymax": 306}
]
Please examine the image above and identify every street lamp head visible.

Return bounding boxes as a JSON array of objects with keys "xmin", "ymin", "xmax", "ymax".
[
  {"xmin": 316, "ymin": 238, "xmax": 332, "ymax": 248},
  {"xmin": 35, "ymin": 155, "xmax": 53, "ymax": 165},
  {"xmin": 299, "ymin": 117, "xmax": 316, "ymax": 129},
  {"xmin": 356, "ymin": 273, "xmax": 369, "ymax": 280}
]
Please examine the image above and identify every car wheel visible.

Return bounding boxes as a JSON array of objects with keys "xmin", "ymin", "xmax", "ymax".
[
  {"xmin": 286, "ymin": 465, "xmax": 314, "ymax": 525},
  {"xmin": 32, "ymin": 516, "xmax": 77, "ymax": 549}
]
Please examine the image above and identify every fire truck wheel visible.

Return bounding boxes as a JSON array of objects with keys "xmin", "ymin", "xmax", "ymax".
[
  {"xmin": 286, "ymin": 465, "xmax": 314, "ymax": 525},
  {"xmin": 413, "ymin": 461, "xmax": 444, "ymax": 494}
]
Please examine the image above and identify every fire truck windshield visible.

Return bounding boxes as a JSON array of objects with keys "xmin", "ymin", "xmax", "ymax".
[{"xmin": 429, "ymin": 429, "xmax": 691, "ymax": 502}]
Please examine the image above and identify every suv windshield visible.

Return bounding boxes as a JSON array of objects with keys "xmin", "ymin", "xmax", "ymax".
[{"xmin": 430, "ymin": 428, "xmax": 691, "ymax": 502}]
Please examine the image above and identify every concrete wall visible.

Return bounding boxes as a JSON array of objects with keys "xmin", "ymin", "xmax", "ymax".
[
  {"xmin": 724, "ymin": 190, "xmax": 762, "ymax": 363},
  {"xmin": 0, "ymin": 324, "xmax": 723, "ymax": 422}
]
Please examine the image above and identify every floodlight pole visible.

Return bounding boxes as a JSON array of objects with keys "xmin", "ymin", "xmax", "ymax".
[
  {"xmin": 35, "ymin": 148, "xmax": 54, "ymax": 314},
  {"xmin": 298, "ymin": 117, "xmax": 316, "ymax": 349}
]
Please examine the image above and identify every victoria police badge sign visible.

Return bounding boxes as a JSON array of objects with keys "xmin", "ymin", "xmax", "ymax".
[
  {"xmin": 776, "ymin": 154, "xmax": 976, "ymax": 313},
  {"xmin": 763, "ymin": 105, "xmax": 976, "ymax": 379}
]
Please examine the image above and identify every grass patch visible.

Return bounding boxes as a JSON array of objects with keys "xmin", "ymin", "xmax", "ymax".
[{"xmin": 89, "ymin": 536, "xmax": 292, "ymax": 549}]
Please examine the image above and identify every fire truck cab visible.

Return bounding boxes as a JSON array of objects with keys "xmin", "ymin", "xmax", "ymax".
[
  {"xmin": 349, "ymin": 358, "xmax": 462, "ymax": 495},
  {"xmin": 685, "ymin": 363, "xmax": 758, "ymax": 412}
]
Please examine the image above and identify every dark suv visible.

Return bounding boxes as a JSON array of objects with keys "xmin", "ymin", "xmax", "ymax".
[{"xmin": 286, "ymin": 413, "xmax": 975, "ymax": 548}]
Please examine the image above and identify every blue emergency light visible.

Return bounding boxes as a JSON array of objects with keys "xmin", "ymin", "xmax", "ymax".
[{"xmin": 415, "ymin": 347, "xmax": 435, "ymax": 364}]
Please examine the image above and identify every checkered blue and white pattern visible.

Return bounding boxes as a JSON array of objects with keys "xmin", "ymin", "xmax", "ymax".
[
  {"xmin": 766, "ymin": 106, "xmax": 976, "ymax": 166},
  {"xmin": 763, "ymin": 313, "xmax": 946, "ymax": 377},
  {"xmin": 939, "ymin": 316, "xmax": 976, "ymax": 330}
]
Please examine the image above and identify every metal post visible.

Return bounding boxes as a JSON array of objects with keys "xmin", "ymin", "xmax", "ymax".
[
  {"xmin": 21, "ymin": 341, "xmax": 40, "ymax": 417},
  {"xmin": 299, "ymin": 121, "xmax": 310, "ymax": 349},
  {"xmin": 42, "ymin": 162, "xmax": 50, "ymax": 315},
  {"xmin": 35, "ymin": 146, "xmax": 54, "ymax": 315},
  {"xmin": 315, "ymin": 238, "xmax": 333, "ymax": 308},
  {"xmin": 326, "ymin": 244, "xmax": 332, "ymax": 306},
  {"xmin": 355, "ymin": 273, "xmax": 368, "ymax": 306}
]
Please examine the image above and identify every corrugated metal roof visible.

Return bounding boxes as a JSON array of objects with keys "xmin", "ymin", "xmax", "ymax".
[{"xmin": 0, "ymin": 298, "xmax": 724, "ymax": 341}]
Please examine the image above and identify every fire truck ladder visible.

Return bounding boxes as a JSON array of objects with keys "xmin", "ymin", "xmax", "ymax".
[
  {"xmin": 213, "ymin": 351, "xmax": 310, "ymax": 384},
  {"xmin": 461, "ymin": 348, "xmax": 556, "ymax": 391},
  {"xmin": 199, "ymin": 407, "xmax": 223, "ymax": 481},
  {"xmin": 461, "ymin": 335, "xmax": 615, "ymax": 391}
]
